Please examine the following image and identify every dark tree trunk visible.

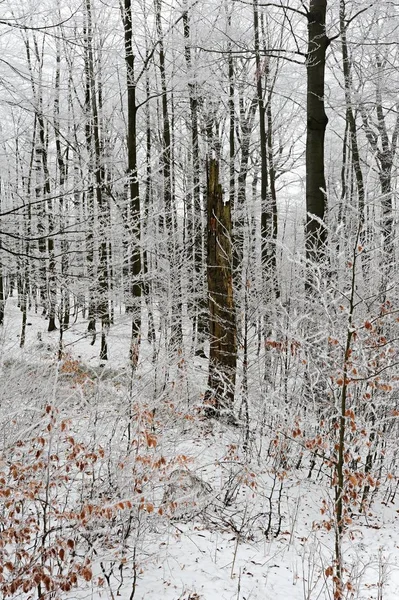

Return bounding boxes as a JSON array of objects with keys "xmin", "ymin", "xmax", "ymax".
[
  {"xmin": 83, "ymin": 9, "xmax": 97, "ymax": 341},
  {"xmin": 36, "ymin": 100, "xmax": 56, "ymax": 332},
  {"xmin": 85, "ymin": 0, "xmax": 110, "ymax": 360},
  {"xmin": 253, "ymin": 0, "xmax": 267, "ymax": 262},
  {"xmin": 19, "ymin": 133, "xmax": 34, "ymax": 346},
  {"xmin": 55, "ymin": 37, "xmax": 71, "ymax": 332},
  {"xmin": 205, "ymin": 159, "xmax": 237, "ymax": 417},
  {"xmin": 360, "ymin": 57, "xmax": 399, "ymax": 283},
  {"xmin": 155, "ymin": 0, "xmax": 183, "ymax": 353},
  {"xmin": 261, "ymin": 12, "xmax": 279, "ymax": 299},
  {"xmin": 234, "ymin": 93, "xmax": 257, "ymax": 281},
  {"xmin": 305, "ymin": 0, "xmax": 329, "ymax": 265},
  {"xmin": 0, "ymin": 241, "xmax": 3, "ymax": 326},
  {"xmin": 339, "ymin": 0, "xmax": 364, "ymax": 221},
  {"xmin": 183, "ymin": 6, "xmax": 207, "ymax": 354},
  {"xmin": 253, "ymin": 0, "xmax": 278, "ymax": 296},
  {"xmin": 122, "ymin": 0, "xmax": 142, "ymax": 368},
  {"xmin": 143, "ymin": 67, "xmax": 156, "ymax": 346},
  {"xmin": 228, "ymin": 20, "xmax": 235, "ymax": 222},
  {"xmin": 24, "ymin": 38, "xmax": 47, "ymax": 315}
]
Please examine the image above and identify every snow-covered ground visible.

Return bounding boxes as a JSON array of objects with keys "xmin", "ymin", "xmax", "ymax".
[{"xmin": 1, "ymin": 296, "xmax": 399, "ymax": 600}]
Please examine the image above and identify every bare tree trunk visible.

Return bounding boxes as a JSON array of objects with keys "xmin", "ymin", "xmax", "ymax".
[
  {"xmin": 183, "ymin": 5, "xmax": 207, "ymax": 355},
  {"xmin": 360, "ymin": 57, "xmax": 398, "ymax": 285},
  {"xmin": 253, "ymin": 0, "xmax": 268, "ymax": 269},
  {"xmin": 55, "ymin": 34, "xmax": 71, "ymax": 330},
  {"xmin": 305, "ymin": 0, "xmax": 329, "ymax": 266},
  {"xmin": 25, "ymin": 37, "xmax": 49, "ymax": 317},
  {"xmin": 205, "ymin": 159, "xmax": 237, "ymax": 418},
  {"xmin": 155, "ymin": 0, "xmax": 183, "ymax": 354},
  {"xmin": 122, "ymin": 0, "xmax": 142, "ymax": 368},
  {"xmin": 83, "ymin": 9, "xmax": 97, "ymax": 342},
  {"xmin": 85, "ymin": 0, "xmax": 110, "ymax": 360},
  {"xmin": 228, "ymin": 13, "xmax": 235, "ymax": 236},
  {"xmin": 339, "ymin": 0, "xmax": 364, "ymax": 221},
  {"xmin": 143, "ymin": 65, "xmax": 156, "ymax": 346},
  {"xmin": 234, "ymin": 92, "xmax": 257, "ymax": 282},
  {"xmin": 260, "ymin": 13, "xmax": 279, "ymax": 300},
  {"xmin": 0, "ymin": 225, "xmax": 3, "ymax": 326},
  {"xmin": 253, "ymin": 1, "xmax": 278, "ymax": 293},
  {"xmin": 19, "ymin": 130, "xmax": 35, "ymax": 346}
]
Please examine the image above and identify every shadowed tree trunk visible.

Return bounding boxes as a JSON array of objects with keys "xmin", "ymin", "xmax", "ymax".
[
  {"xmin": 122, "ymin": 0, "xmax": 142, "ymax": 368},
  {"xmin": 85, "ymin": 0, "xmax": 110, "ymax": 361},
  {"xmin": 0, "ymin": 234, "xmax": 3, "ymax": 326},
  {"xmin": 205, "ymin": 159, "xmax": 237, "ymax": 417},
  {"xmin": 339, "ymin": 0, "xmax": 364, "ymax": 222},
  {"xmin": 143, "ymin": 62, "xmax": 156, "ymax": 347},
  {"xmin": 338, "ymin": 0, "xmax": 369, "ymax": 279},
  {"xmin": 155, "ymin": 0, "xmax": 183, "ymax": 354},
  {"xmin": 253, "ymin": 0, "xmax": 277, "ymax": 286},
  {"xmin": 234, "ymin": 91, "xmax": 257, "ymax": 284},
  {"xmin": 305, "ymin": 0, "xmax": 329, "ymax": 266},
  {"xmin": 54, "ymin": 34, "xmax": 71, "ymax": 332},
  {"xmin": 360, "ymin": 55, "xmax": 399, "ymax": 286},
  {"xmin": 183, "ymin": 4, "xmax": 207, "ymax": 356},
  {"xmin": 24, "ymin": 34, "xmax": 53, "ymax": 322},
  {"xmin": 83, "ymin": 6, "xmax": 97, "ymax": 342}
]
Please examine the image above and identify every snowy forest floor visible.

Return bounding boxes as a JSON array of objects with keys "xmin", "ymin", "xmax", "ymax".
[{"xmin": 1, "ymin": 296, "xmax": 399, "ymax": 600}]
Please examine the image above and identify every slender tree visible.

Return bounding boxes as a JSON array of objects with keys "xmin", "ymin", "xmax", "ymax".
[
  {"xmin": 121, "ymin": 0, "xmax": 142, "ymax": 367},
  {"xmin": 359, "ymin": 57, "xmax": 398, "ymax": 279},
  {"xmin": 155, "ymin": 0, "xmax": 183, "ymax": 353},
  {"xmin": 183, "ymin": 3, "xmax": 207, "ymax": 355},
  {"xmin": 85, "ymin": 0, "xmax": 110, "ymax": 360}
]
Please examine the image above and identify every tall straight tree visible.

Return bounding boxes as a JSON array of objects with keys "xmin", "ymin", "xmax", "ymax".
[
  {"xmin": 121, "ymin": 0, "xmax": 142, "ymax": 368},
  {"xmin": 183, "ymin": 3, "xmax": 207, "ymax": 355},
  {"xmin": 205, "ymin": 159, "xmax": 237, "ymax": 417},
  {"xmin": 306, "ymin": 0, "xmax": 329, "ymax": 265},
  {"xmin": 24, "ymin": 32, "xmax": 56, "ymax": 327},
  {"xmin": 338, "ymin": 0, "xmax": 371, "ymax": 280},
  {"xmin": 339, "ymin": 0, "xmax": 364, "ymax": 223},
  {"xmin": 253, "ymin": 0, "xmax": 270, "ymax": 275},
  {"xmin": 85, "ymin": 0, "xmax": 110, "ymax": 361},
  {"xmin": 359, "ymin": 56, "xmax": 398, "ymax": 278},
  {"xmin": 155, "ymin": 0, "xmax": 183, "ymax": 353},
  {"xmin": 83, "ymin": 4, "xmax": 97, "ymax": 340},
  {"xmin": 54, "ymin": 31, "xmax": 71, "ymax": 330},
  {"xmin": 0, "ymin": 191, "xmax": 3, "ymax": 325}
]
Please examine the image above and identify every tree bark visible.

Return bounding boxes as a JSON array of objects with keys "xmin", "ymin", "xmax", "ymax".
[
  {"xmin": 205, "ymin": 159, "xmax": 237, "ymax": 417},
  {"xmin": 234, "ymin": 93, "xmax": 257, "ymax": 281},
  {"xmin": 360, "ymin": 57, "xmax": 398, "ymax": 280},
  {"xmin": 305, "ymin": 0, "xmax": 329, "ymax": 265},
  {"xmin": 155, "ymin": 0, "xmax": 183, "ymax": 353},
  {"xmin": 0, "ymin": 238, "xmax": 3, "ymax": 326},
  {"xmin": 339, "ymin": 0, "xmax": 364, "ymax": 222},
  {"xmin": 85, "ymin": 0, "xmax": 110, "ymax": 360},
  {"xmin": 253, "ymin": 0, "xmax": 278, "ymax": 298},
  {"xmin": 183, "ymin": 5, "xmax": 207, "ymax": 354},
  {"xmin": 122, "ymin": 0, "xmax": 142, "ymax": 367},
  {"xmin": 83, "ymin": 8, "xmax": 97, "ymax": 341}
]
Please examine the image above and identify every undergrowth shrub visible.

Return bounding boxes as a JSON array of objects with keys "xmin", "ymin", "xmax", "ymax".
[{"xmin": 0, "ymin": 358, "xmax": 211, "ymax": 600}]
